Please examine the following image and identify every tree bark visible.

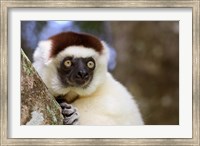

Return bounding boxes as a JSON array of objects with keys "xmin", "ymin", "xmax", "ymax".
[{"xmin": 21, "ymin": 49, "xmax": 63, "ymax": 125}]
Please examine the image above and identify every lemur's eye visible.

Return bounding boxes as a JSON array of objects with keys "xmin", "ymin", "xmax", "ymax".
[
  {"xmin": 87, "ymin": 61, "xmax": 95, "ymax": 69},
  {"xmin": 64, "ymin": 60, "xmax": 72, "ymax": 67}
]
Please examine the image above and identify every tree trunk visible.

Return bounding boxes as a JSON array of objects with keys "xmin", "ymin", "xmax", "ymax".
[{"xmin": 21, "ymin": 49, "xmax": 63, "ymax": 125}]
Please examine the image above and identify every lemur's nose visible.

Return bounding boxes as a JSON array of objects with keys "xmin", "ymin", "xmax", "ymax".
[{"xmin": 76, "ymin": 70, "xmax": 89, "ymax": 80}]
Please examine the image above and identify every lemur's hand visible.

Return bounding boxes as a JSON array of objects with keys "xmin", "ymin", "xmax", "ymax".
[{"xmin": 58, "ymin": 100, "xmax": 79, "ymax": 125}]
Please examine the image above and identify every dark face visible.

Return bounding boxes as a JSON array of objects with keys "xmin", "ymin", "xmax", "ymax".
[{"xmin": 57, "ymin": 56, "xmax": 95, "ymax": 88}]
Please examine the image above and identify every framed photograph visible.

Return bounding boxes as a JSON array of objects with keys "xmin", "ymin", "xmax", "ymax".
[{"xmin": 1, "ymin": 0, "xmax": 199, "ymax": 145}]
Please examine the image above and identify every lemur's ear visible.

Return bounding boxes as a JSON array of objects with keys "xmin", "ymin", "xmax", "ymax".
[
  {"xmin": 33, "ymin": 40, "xmax": 52, "ymax": 64},
  {"xmin": 100, "ymin": 40, "xmax": 110, "ymax": 61}
]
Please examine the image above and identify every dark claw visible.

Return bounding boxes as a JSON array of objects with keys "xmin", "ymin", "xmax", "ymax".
[
  {"xmin": 60, "ymin": 102, "xmax": 72, "ymax": 109},
  {"xmin": 62, "ymin": 108, "xmax": 75, "ymax": 116},
  {"xmin": 63, "ymin": 112, "xmax": 79, "ymax": 125},
  {"xmin": 56, "ymin": 99, "xmax": 79, "ymax": 125}
]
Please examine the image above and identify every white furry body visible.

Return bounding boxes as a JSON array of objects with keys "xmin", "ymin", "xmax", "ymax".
[
  {"xmin": 72, "ymin": 73, "xmax": 143, "ymax": 125},
  {"xmin": 33, "ymin": 40, "xmax": 144, "ymax": 125}
]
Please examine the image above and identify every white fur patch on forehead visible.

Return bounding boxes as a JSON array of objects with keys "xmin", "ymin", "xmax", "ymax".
[{"xmin": 56, "ymin": 46, "xmax": 99, "ymax": 61}]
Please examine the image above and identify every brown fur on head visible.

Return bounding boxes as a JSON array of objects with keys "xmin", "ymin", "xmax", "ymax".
[{"xmin": 48, "ymin": 32, "xmax": 103, "ymax": 58}]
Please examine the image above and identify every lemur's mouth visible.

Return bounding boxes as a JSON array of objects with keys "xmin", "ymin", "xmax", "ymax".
[
  {"xmin": 75, "ymin": 79, "xmax": 87, "ymax": 84},
  {"xmin": 64, "ymin": 77, "xmax": 91, "ymax": 88},
  {"xmin": 74, "ymin": 78, "xmax": 92, "ymax": 88}
]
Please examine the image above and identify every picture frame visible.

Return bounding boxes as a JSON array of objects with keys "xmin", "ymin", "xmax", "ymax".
[{"xmin": 1, "ymin": 0, "xmax": 199, "ymax": 145}]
